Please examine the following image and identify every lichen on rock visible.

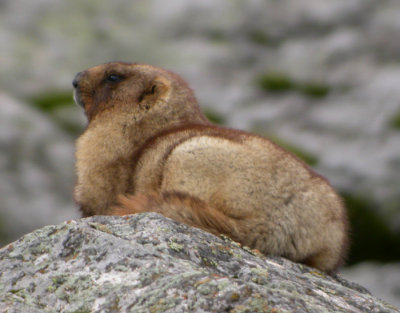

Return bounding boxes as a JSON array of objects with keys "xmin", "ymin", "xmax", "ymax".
[{"xmin": 0, "ymin": 213, "xmax": 398, "ymax": 313}]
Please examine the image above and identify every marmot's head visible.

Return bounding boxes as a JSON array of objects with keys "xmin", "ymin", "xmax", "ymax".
[{"xmin": 73, "ymin": 62, "xmax": 207, "ymax": 125}]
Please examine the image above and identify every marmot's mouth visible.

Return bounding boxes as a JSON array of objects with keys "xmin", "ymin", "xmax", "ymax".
[{"xmin": 73, "ymin": 90, "xmax": 85, "ymax": 108}]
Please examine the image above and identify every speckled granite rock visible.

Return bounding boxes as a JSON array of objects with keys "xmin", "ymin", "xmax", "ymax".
[{"xmin": 0, "ymin": 213, "xmax": 398, "ymax": 313}]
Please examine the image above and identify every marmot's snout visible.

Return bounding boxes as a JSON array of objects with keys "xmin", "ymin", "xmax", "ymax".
[
  {"xmin": 72, "ymin": 72, "xmax": 83, "ymax": 89},
  {"xmin": 72, "ymin": 71, "xmax": 85, "ymax": 108}
]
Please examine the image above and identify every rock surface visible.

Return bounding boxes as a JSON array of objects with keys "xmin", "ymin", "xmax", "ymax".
[
  {"xmin": 0, "ymin": 213, "xmax": 398, "ymax": 313},
  {"xmin": 342, "ymin": 262, "xmax": 400, "ymax": 310}
]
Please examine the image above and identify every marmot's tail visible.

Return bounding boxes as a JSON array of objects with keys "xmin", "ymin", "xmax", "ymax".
[{"xmin": 111, "ymin": 191, "xmax": 241, "ymax": 240}]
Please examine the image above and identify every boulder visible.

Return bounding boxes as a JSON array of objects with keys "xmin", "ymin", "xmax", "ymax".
[{"xmin": 0, "ymin": 213, "xmax": 398, "ymax": 313}]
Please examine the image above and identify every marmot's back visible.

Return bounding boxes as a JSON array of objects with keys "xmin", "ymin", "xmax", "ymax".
[{"xmin": 133, "ymin": 128, "xmax": 348, "ymax": 272}]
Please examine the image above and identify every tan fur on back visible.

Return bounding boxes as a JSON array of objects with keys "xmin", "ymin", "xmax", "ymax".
[{"xmin": 73, "ymin": 62, "xmax": 349, "ymax": 272}]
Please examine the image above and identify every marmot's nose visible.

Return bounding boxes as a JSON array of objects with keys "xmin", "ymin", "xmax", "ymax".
[{"xmin": 72, "ymin": 72, "xmax": 83, "ymax": 88}]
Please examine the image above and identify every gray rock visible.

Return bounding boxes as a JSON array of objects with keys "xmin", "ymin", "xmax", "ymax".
[
  {"xmin": 0, "ymin": 93, "xmax": 79, "ymax": 245},
  {"xmin": 0, "ymin": 213, "xmax": 398, "ymax": 313}
]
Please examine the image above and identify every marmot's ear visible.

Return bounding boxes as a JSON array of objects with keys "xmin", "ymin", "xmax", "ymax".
[{"xmin": 139, "ymin": 75, "xmax": 171, "ymax": 107}]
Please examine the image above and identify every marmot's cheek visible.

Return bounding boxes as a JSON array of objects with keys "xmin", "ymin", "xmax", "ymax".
[{"xmin": 73, "ymin": 90, "xmax": 85, "ymax": 108}]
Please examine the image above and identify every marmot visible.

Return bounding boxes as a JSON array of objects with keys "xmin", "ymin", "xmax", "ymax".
[{"xmin": 73, "ymin": 62, "xmax": 349, "ymax": 272}]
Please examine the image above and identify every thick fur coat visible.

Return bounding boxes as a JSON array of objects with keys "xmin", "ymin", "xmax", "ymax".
[{"xmin": 73, "ymin": 62, "xmax": 349, "ymax": 272}]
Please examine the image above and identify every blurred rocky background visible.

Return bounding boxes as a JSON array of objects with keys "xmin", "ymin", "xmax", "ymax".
[{"xmin": 0, "ymin": 0, "xmax": 399, "ymax": 307}]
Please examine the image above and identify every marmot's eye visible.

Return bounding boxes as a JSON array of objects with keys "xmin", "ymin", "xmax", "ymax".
[{"xmin": 106, "ymin": 74, "xmax": 123, "ymax": 83}]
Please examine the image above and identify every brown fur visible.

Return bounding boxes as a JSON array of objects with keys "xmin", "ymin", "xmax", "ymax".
[{"xmin": 73, "ymin": 62, "xmax": 349, "ymax": 272}]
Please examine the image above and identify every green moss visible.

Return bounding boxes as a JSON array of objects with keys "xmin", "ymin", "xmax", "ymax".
[
  {"xmin": 298, "ymin": 82, "xmax": 330, "ymax": 98},
  {"xmin": 248, "ymin": 30, "xmax": 271, "ymax": 45},
  {"xmin": 257, "ymin": 72, "xmax": 295, "ymax": 93},
  {"xmin": 267, "ymin": 135, "xmax": 319, "ymax": 166},
  {"xmin": 341, "ymin": 193, "xmax": 400, "ymax": 264},
  {"xmin": 28, "ymin": 90, "xmax": 74, "ymax": 112},
  {"xmin": 27, "ymin": 90, "xmax": 83, "ymax": 136},
  {"xmin": 390, "ymin": 111, "xmax": 400, "ymax": 129},
  {"xmin": 203, "ymin": 108, "xmax": 226, "ymax": 125},
  {"xmin": 257, "ymin": 72, "xmax": 331, "ymax": 98},
  {"xmin": 207, "ymin": 30, "xmax": 226, "ymax": 43}
]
